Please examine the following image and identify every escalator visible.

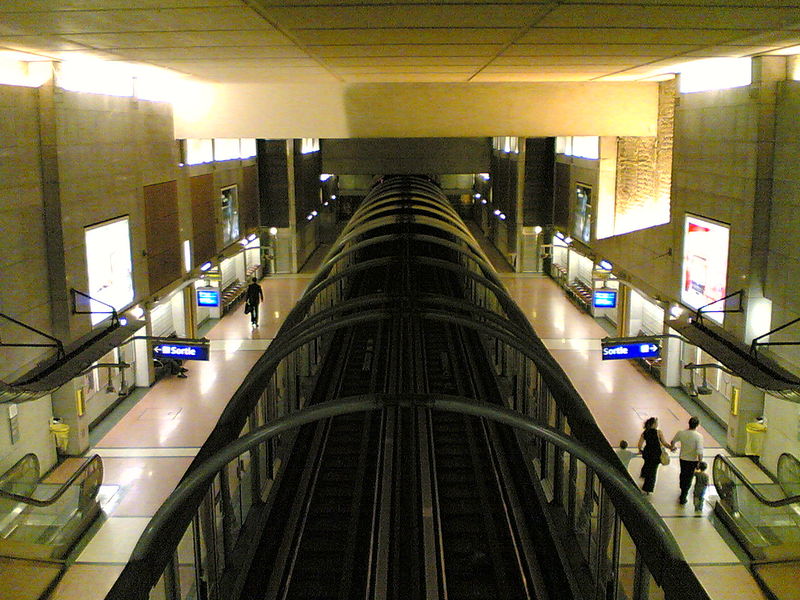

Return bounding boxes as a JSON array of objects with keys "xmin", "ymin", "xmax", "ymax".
[{"xmin": 713, "ymin": 452, "xmax": 800, "ymax": 600}]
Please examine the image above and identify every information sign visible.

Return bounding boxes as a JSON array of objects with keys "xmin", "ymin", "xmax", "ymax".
[
  {"xmin": 593, "ymin": 289, "xmax": 617, "ymax": 308},
  {"xmin": 197, "ymin": 288, "xmax": 220, "ymax": 307},
  {"xmin": 153, "ymin": 342, "xmax": 210, "ymax": 362},
  {"xmin": 601, "ymin": 337, "xmax": 660, "ymax": 361}
]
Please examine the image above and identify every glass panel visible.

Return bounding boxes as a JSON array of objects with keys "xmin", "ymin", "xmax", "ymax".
[
  {"xmin": 177, "ymin": 522, "xmax": 197, "ymax": 600},
  {"xmin": 561, "ymin": 452, "xmax": 572, "ymax": 514},
  {"xmin": 226, "ymin": 461, "xmax": 242, "ymax": 541},
  {"xmin": 239, "ymin": 450, "xmax": 253, "ymax": 517},
  {"xmin": 149, "ymin": 571, "xmax": 168, "ymax": 600},
  {"xmin": 616, "ymin": 521, "xmax": 637, "ymax": 600},
  {"xmin": 588, "ymin": 476, "xmax": 602, "ymax": 577},
  {"xmin": 574, "ymin": 463, "xmax": 593, "ymax": 560},
  {"xmin": 212, "ymin": 476, "xmax": 226, "ymax": 576},
  {"xmin": 648, "ymin": 573, "xmax": 668, "ymax": 600}
]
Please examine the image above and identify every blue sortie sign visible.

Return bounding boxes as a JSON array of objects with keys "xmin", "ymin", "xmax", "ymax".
[
  {"xmin": 601, "ymin": 339, "xmax": 660, "ymax": 361},
  {"xmin": 196, "ymin": 289, "xmax": 220, "ymax": 307},
  {"xmin": 153, "ymin": 342, "xmax": 210, "ymax": 362}
]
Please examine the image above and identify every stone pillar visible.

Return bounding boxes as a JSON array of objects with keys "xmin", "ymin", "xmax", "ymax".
[
  {"xmin": 513, "ymin": 139, "xmax": 527, "ymax": 272},
  {"xmin": 738, "ymin": 56, "xmax": 784, "ymax": 342},
  {"xmin": 286, "ymin": 140, "xmax": 298, "ymax": 273},
  {"xmin": 37, "ymin": 73, "xmax": 72, "ymax": 341}
]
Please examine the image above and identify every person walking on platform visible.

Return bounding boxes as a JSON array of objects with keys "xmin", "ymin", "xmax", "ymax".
[
  {"xmin": 637, "ymin": 417, "xmax": 670, "ymax": 495},
  {"xmin": 671, "ymin": 416, "xmax": 704, "ymax": 504},
  {"xmin": 245, "ymin": 277, "xmax": 264, "ymax": 327}
]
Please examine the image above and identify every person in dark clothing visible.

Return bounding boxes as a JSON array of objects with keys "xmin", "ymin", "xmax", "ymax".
[
  {"xmin": 245, "ymin": 277, "xmax": 263, "ymax": 327},
  {"xmin": 637, "ymin": 417, "xmax": 670, "ymax": 495}
]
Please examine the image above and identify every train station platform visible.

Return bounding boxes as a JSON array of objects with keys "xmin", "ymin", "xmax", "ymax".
[{"xmin": 33, "ymin": 235, "xmax": 782, "ymax": 600}]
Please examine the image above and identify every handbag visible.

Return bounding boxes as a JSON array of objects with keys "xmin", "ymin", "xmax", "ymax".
[
  {"xmin": 660, "ymin": 448, "xmax": 670, "ymax": 466},
  {"xmin": 244, "ymin": 302, "xmax": 252, "ymax": 315}
]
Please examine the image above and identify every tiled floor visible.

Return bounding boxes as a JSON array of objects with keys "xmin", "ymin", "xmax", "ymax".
[{"xmin": 38, "ymin": 260, "xmax": 781, "ymax": 600}]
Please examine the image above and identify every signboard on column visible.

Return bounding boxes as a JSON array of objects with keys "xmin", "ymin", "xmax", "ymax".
[{"xmin": 196, "ymin": 287, "xmax": 221, "ymax": 319}]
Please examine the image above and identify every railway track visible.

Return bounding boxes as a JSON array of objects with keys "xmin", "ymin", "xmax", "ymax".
[{"xmin": 238, "ymin": 179, "xmax": 556, "ymax": 600}]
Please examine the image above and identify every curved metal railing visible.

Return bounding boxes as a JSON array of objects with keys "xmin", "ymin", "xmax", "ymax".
[{"xmin": 104, "ymin": 175, "xmax": 709, "ymax": 600}]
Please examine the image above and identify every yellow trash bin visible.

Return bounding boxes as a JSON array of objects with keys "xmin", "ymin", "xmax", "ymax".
[
  {"xmin": 744, "ymin": 421, "xmax": 767, "ymax": 457},
  {"xmin": 49, "ymin": 418, "xmax": 70, "ymax": 453}
]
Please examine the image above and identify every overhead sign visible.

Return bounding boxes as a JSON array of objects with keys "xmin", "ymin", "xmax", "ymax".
[
  {"xmin": 196, "ymin": 288, "xmax": 220, "ymax": 307},
  {"xmin": 153, "ymin": 341, "xmax": 210, "ymax": 362},
  {"xmin": 593, "ymin": 289, "xmax": 617, "ymax": 308},
  {"xmin": 601, "ymin": 337, "xmax": 660, "ymax": 361}
]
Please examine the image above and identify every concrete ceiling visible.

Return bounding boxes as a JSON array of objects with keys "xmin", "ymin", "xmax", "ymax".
[{"xmin": 1, "ymin": 1, "xmax": 799, "ymax": 84}]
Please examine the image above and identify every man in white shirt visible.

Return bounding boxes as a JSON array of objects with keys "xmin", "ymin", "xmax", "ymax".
[{"xmin": 671, "ymin": 416, "xmax": 704, "ymax": 504}]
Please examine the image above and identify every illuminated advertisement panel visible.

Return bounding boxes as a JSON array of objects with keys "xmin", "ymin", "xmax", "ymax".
[
  {"xmin": 681, "ymin": 215, "xmax": 729, "ymax": 323},
  {"xmin": 85, "ymin": 217, "xmax": 134, "ymax": 325}
]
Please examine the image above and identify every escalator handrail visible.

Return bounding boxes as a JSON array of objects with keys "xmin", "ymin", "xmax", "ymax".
[
  {"xmin": 776, "ymin": 452, "xmax": 800, "ymax": 494},
  {"xmin": 712, "ymin": 454, "xmax": 800, "ymax": 508},
  {"xmin": 0, "ymin": 454, "xmax": 103, "ymax": 508}
]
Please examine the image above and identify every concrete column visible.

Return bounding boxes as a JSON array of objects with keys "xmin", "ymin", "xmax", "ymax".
[
  {"xmin": 660, "ymin": 317, "xmax": 683, "ymax": 388},
  {"xmin": 37, "ymin": 72, "xmax": 71, "ymax": 341},
  {"xmin": 286, "ymin": 140, "xmax": 298, "ymax": 273},
  {"xmin": 738, "ymin": 56, "xmax": 784, "ymax": 342},
  {"xmin": 513, "ymin": 140, "xmax": 527, "ymax": 272}
]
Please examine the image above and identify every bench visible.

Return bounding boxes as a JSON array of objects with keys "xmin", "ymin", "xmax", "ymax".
[
  {"xmin": 566, "ymin": 279, "xmax": 593, "ymax": 312},
  {"xmin": 220, "ymin": 265, "xmax": 262, "ymax": 315}
]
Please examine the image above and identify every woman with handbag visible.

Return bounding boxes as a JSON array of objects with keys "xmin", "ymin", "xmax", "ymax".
[{"xmin": 637, "ymin": 417, "xmax": 671, "ymax": 495}]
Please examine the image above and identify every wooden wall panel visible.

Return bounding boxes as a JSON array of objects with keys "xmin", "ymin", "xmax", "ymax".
[
  {"xmin": 240, "ymin": 164, "xmax": 259, "ymax": 232},
  {"xmin": 190, "ymin": 173, "xmax": 217, "ymax": 266},
  {"xmin": 143, "ymin": 180, "xmax": 180, "ymax": 294}
]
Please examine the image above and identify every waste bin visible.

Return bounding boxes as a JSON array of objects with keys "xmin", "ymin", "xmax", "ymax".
[
  {"xmin": 49, "ymin": 417, "xmax": 70, "ymax": 453},
  {"xmin": 744, "ymin": 421, "xmax": 767, "ymax": 457}
]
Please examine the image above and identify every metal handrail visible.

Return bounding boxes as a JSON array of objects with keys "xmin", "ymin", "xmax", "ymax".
[
  {"xmin": 713, "ymin": 454, "xmax": 800, "ymax": 507},
  {"xmin": 0, "ymin": 454, "xmax": 103, "ymax": 508},
  {"xmin": 777, "ymin": 452, "xmax": 800, "ymax": 496}
]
